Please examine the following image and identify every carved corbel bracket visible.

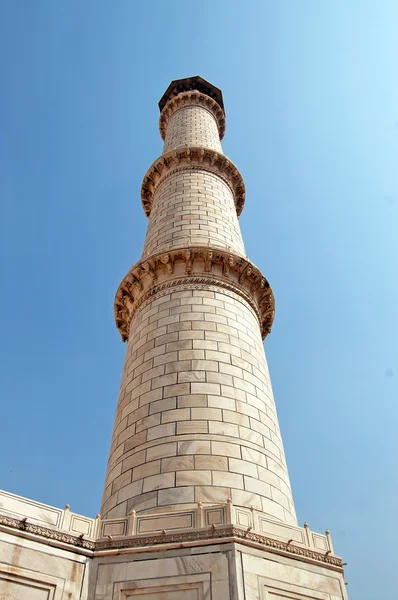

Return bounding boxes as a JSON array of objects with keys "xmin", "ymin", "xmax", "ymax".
[
  {"xmin": 114, "ymin": 246, "xmax": 275, "ymax": 343},
  {"xmin": 159, "ymin": 90, "xmax": 226, "ymax": 141},
  {"xmin": 141, "ymin": 147, "xmax": 245, "ymax": 217}
]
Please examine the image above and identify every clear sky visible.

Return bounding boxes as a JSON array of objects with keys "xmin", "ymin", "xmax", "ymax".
[{"xmin": 0, "ymin": 1, "xmax": 397, "ymax": 598}]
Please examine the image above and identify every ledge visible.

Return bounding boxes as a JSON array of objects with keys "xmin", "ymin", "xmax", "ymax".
[
  {"xmin": 159, "ymin": 90, "xmax": 226, "ymax": 141},
  {"xmin": 114, "ymin": 245, "xmax": 275, "ymax": 342},
  {"xmin": 0, "ymin": 491, "xmax": 343, "ymax": 570},
  {"xmin": 141, "ymin": 147, "xmax": 245, "ymax": 217},
  {"xmin": 0, "ymin": 514, "xmax": 343, "ymax": 571},
  {"xmin": 158, "ymin": 76, "xmax": 224, "ymax": 114}
]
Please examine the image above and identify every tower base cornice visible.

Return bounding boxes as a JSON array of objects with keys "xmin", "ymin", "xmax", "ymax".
[
  {"xmin": 0, "ymin": 496, "xmax": 342, "ymax": 571},
  {"xmin": 115, "ymin": 246, "xmax": 275, "ymax": 342}
]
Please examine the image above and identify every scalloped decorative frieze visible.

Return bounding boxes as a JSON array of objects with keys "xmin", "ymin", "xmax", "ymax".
[
  {"xmin": 114, "ymin": 246, "xmax": 275, "ymax": 342},
  {"xmin": 95, "ymin": 525, "xmax": 343, "ymax": 568},
  {"xmin": 159, "ymin": 90, "xmax": 226, "ymax": 141},
  {"xmin": 0, "ymin": 513, "xmax": 343, "ymax": 569},
  {"xmin": 0, "ymin": 514, "xmax": 95, "ymax": 550},
  {"xmin": 141, "ymin": 147, "xmax": 245, "ymax": 217}
]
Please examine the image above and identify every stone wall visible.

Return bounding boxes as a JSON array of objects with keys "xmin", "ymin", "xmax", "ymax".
[
  {"xmin": 90, "ymin": 543, "xmax": 348, "ymax": 600},
  {"xmin": 0, "ymin": 530, "xmax": 88, "ymax": 599}
]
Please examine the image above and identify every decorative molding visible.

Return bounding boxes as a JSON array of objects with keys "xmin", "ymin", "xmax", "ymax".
[
  {"xmin": 159, "ymin": 90, "xmax": 226, "ymax": 141},
  {"xmin": 159, "ymin": 76, "xmax": 224, "ymax": 113},
  {"xmin": 0, "ymin": 514, "xmax": 95, "ymax": 550},
  {"xmin": 141, "ymin": 147, "xmax": 245, "ymax": 217},
  {"xmin": 114, "ymin": 246, "xmax": 275, "ymax": 342},
  {"xmin": 0, "ymin": 513, "xmax": 343, "ymax": 570},
  {"xmin": 136, "ymin": 280, "xmax": 260, "ymax": 323}
]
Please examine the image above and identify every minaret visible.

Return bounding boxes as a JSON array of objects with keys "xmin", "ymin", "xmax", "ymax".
[
  {"xmin": 101, "ymin": 76, "xmax": 297, "ymax": 525},
  {"xmin": 94, "ymin": 80, "xmax": 348, "ymax": 600},
  {"xmin": 0, "ymin": 77, "xmax": 348, "ymax": 600}
]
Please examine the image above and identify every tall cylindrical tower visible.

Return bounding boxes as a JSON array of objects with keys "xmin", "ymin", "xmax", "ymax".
[
  {"xmin": 0, "ymin": 76, "xmax": 347, "ymax": 600},
  {"xmin": 101, "ymin": 76, "xmax": 297, "ymax": 526}
]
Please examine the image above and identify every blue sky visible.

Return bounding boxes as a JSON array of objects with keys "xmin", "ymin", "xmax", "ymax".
[{"xmin": 0, "ymin": 2, "xmax": 397, "ymax": 598}]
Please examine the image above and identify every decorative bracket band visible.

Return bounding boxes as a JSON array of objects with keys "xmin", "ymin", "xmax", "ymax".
[
  {"xmin": 0, "ymin": 513, "xmax": 343, "ymax": 569},
  {"xmin": 114, "ymin": 246, "xmax": 275, "ymax": 342},
  {"xmin": 141, "ymin": 147, "xmax": 245, "ymax": 217},
  {"xmin": 159, "ymin": 90, "xmax": 226, "ymax": 141}
]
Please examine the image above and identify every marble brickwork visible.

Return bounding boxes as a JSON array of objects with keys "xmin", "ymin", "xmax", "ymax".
[
  {"xmin": 142, "ymin": 170, "xmax": 246, "ymax": 258},
  {"xmin": 101, "ymin": 78, "xmax": 297, "ymax": 526},
  {"xmin": 162, "ymin": 105, "xmax": 223, "ymax": 153},
  {"xmin": 102, "ymin": 286, "xmax": 296, "ymax": 524},
  {"xmin": 159, "ymin": 89, "xmax": 226, "ymax": 145}
]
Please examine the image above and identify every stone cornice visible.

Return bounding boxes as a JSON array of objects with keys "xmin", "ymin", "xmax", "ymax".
[
  {"xmin": 114, "ymin": 246, "xmax": 275, "ymax": 342},
  {"xmin": 96, "ymin": 525, "xmax": 343, "ymax": 570},
  {"xmin": 0, "ymin": 514, "xmax": 343, "ymax": 571},
  {"xmin": 0, "ymin": 514, "xmax": 95, "ymax": 552},
  {"xmin": 141, "ymin": 147, "xmax": 245, "ymax": 217},
  {"xmin": 159, "ymin": 90, "xmax": 226, "ymax": 141}
]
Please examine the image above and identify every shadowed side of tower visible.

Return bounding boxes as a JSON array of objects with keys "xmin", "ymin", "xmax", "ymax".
[{"xmin": 101, "ymin": 77, "xmax": 296, "ymax": 525}]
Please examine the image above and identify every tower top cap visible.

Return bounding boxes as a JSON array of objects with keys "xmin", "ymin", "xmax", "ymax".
[{"xmin": 159, "ymin": 76, "xmax": 224, "ymax": 114}]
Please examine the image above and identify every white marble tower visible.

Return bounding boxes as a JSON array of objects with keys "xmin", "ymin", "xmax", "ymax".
[
  {"xmin": 0, "ymin": 77, "xmax": 348, "ymax": 600},
  {"xmin": 102, "ymin": 76, "xmax": 296, "ymax": 526}
]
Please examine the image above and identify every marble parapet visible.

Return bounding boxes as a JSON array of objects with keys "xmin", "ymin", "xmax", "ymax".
[
  {"xmin": 0, "ymin": 489, "xmax": 98, "ymax": 538},
  {"xmin": 0, "ymin": 490, "xmax": 341, "ymax": 571}
]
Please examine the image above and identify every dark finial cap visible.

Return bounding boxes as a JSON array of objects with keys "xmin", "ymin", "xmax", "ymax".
[{"xmin": 159, "ymin": 76, "xmax": 224, "ymax": 114}]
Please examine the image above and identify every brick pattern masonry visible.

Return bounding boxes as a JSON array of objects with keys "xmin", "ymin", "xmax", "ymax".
[{"xmin": 101, "ymin": 91, "xmax": 297, "ymax": 526}]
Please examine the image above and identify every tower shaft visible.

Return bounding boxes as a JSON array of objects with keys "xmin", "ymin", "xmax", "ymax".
[{"xmin": 101, "ymin": 80, "xmax": 297, "ymax": 526}]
